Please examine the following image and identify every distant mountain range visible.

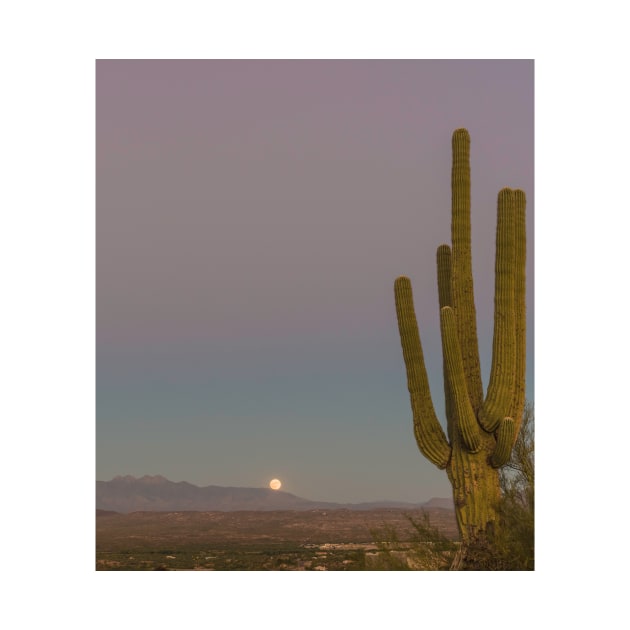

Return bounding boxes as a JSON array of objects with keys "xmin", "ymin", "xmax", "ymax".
[{"xmin": 96, "ymin": 475, "xmax": 454, "ymax": 513}]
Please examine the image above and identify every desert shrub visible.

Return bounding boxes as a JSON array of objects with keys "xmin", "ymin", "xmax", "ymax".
[
  {"xmin": 369, "ymin": 513, "xmax": 459, "ymax": 570},
  {"xmin": 494, "ymin": 402, "xmax": 534, "ymax": 569}
]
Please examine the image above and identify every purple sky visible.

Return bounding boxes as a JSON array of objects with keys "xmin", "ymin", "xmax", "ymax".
[{"xmin": 96, "ymin": 60, "xmax": 533, "ymax": 503}]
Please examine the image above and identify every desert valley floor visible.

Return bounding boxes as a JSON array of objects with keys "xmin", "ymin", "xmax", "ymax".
[{"xmin": 96, "ymin": 507, "xmax": 458, "ymax": 570}]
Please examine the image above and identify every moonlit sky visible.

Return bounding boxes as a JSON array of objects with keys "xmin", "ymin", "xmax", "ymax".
[{"xmin": 96, "ymin": 59, "xmax": 533, "ymax": 503}]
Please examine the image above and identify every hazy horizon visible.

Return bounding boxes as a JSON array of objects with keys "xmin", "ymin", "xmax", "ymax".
[
  {"xmin": 97, "ymin": 472, "xmax": 454, "ymax": 503},
  {"xmin": 96, "ymin": 473, "xmax": 452, "ymax": 504},
  {"xmin": 96, "ymin": 60, "xmax": 534, "ymax": 504}
]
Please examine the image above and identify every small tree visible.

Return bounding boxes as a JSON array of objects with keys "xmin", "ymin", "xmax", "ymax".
[{"xmin": 495, "ymin": 401, "xmax": 534, "ymax": 569}]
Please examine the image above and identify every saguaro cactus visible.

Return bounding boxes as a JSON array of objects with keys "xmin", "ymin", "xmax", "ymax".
[{"xmin": 394, "ymin": 128, "xmax": 526, "ymax": 546}]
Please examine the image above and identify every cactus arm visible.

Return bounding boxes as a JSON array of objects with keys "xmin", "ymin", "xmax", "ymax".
[
  {"xmin": 479, "ymin": 188, "xmax": 517, "ymax": 432},
  {"xmin": 490, "ymin": 417, "xmax": 516, "ymax": 468},
  {"xmin": 436, "ymin": 244, "xmax": 452, "ymax": 309},
  {"xmin": 394, "ymin": 276, "xmax": 452, "ymax": 469},
  {"xmin": 436, "ymin": 244, "xmax": 455, "ymax": 441},
  {"xmin": 439, "ymin": 306, "xmax": 481, "ymax": 453},
  {"xmin": 510, "ymin": 189, "xmax": 527, "ymax": 436},
  {"xmin": 450, "ymin": 128, "xmax": 484, "ymax": 412}
]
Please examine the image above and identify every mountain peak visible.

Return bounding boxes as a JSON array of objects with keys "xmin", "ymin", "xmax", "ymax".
[
  {"xmin": 111, "ymin": 475, "xmax": 138, "ymax": 482},
  {"xmin": 138, "ymin": 475, "xmax": 169, "ymax": 483},
  {"xmin": 110, "ymin": 474, "xmax": 169, "ymax": 484}
]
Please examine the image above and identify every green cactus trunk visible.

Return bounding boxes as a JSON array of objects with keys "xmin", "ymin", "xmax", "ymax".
[{"xmin": 394, "ymin": 129, "xmax": 527, "ymax": 550}]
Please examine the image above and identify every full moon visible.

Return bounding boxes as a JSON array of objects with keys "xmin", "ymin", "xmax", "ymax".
[{"xmin": 269, "ymin": 478, "xmax": 282, "ymax": 490}]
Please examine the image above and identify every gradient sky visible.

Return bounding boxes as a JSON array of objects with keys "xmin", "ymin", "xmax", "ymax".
[{"xmin": 96, "ymin": 59, "xmax": 533, "ymax": 503}]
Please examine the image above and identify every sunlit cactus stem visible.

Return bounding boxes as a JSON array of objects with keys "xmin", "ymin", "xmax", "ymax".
[{"xmin": 394, "ymin": 128, "xmax": 527, "ymax": 551}]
